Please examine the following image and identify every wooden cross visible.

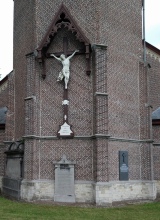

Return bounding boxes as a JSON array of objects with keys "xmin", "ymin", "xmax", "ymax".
[
  {"xmin": 61, "ymin": 37, "xmax": 69, "ymax": 124},
  {"xmin": 46, "ymin": 38, "xmax": 90, "ymax": 75},
  {"xmin": 49, "ymin": 37, "xmax": 76, "ymax": 138},
  {"xmin": 47, "ymin": 37, "xmax": 85, "ymax": 57}
]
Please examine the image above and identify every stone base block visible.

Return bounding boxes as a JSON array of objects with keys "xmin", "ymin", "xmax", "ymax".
[
  {"xmin": 20, "ymin": 180, "xmax": 159, "ymax": 204},
  {"xmin": 155, "ymin": 181, "xmax": 160, "ymax": 198},
  {"xmin": 21, "ymin": 180, "xmax": 54, "ymax": 201},
  {"xmin": 21, "ymin": 180, "xmax": 94, "ymax": 202},
  {"xmin": 0, "ymin": 176, "xmax": 2, "ymax": 191},
  {"xmin": 75, "ymin": 181, "xmax": 94, "ymax": 203},
  {"xmin": 94, "ymin": 181, "xmax": 157, "ymax": 206}
]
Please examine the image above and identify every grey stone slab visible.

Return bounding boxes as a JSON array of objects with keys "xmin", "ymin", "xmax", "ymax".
[
  {"xmin": 6, "ymin": 158, "xmax": 21, "ymax": 179},
  {"xmin": 54, "ymin": 155, "xmax": 75, "ymax": 203}
]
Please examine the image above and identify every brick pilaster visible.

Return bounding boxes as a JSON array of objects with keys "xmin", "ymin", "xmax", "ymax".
[{"xmin": 92, "ymin": 44, "xmax": 109, "ymax": 182}]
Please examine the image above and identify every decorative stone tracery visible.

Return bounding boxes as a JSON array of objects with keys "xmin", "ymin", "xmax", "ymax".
[{"xmin": 36, "ymin": 3, "xmax": 91, "ymax": 78}]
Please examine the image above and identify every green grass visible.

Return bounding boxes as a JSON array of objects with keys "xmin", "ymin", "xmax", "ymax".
[{"xmin": 0, "ymin": 197, "xmax": 160, "ymax": 220}]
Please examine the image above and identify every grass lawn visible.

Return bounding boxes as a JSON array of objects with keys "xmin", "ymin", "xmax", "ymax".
[{"xmin": 0, "ymin": 197, "xmax": 160, "ymax": 220}]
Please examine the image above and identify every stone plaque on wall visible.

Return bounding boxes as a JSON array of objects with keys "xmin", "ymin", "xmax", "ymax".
[
  {"xmin": 6, "ymin": 158, "xmax": 21, "ymax": 179},
  {"xmin": 119, "ymin": 151, "xmax": 128, "ymax": 181},
  {"xmin": 53, "ymin": 155, "xmax": 76, "ymax": 202},
  {"xmin": 4, "ymin": 141, "xmax": 24, "ymax": 179}
]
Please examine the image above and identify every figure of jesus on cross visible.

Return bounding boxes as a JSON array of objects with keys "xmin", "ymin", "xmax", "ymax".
[
  {"xmin": 49, "ymin": 37, "xmax": 81, "ymax": 137},
  {"xmin": 51, "ymin": 49, "xmax": 79, "ymax": 89}
]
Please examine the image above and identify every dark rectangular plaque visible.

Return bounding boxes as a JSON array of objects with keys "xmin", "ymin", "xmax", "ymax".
[
  {"xmin": 119, "ymin": 151, "xmax": 128, "ymax": 181},
  {"xmin": 60, "ymin": 164, "xmax": 70, "ymax": 170}
]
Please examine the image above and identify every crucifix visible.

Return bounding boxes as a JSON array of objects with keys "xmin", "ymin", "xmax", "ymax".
[
  {"xmin": 49, "ymin": 37, "xmax": 79, "ymax": 138},
  {"xmin": 122, "ymin": 153, "xmax": 126, "ymax": 164}
]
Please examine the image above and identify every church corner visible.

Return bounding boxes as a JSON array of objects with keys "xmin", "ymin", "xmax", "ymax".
[{"xmin": 0, "ymin": 0, "xmax": 160, "ymax": 206}]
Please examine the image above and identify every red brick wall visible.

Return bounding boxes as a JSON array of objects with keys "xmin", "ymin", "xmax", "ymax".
[
  {"xmin": 153, "ymin": 145, "xmax": 160, "ymax": 180},
  {"xmin": 106, "ymin": 1, "xmax": 142, "ymax": 139},
  {"xmin": 147, "ymin": 47, "xmax": 160, "ymax": 180},
  {"xmin": 14, "ymin": 1, "xmax": 143, "ymax": 138},
  {"xmin": 5, "ymin": 72, "xmax": 15, "ymax": 141},
  {"xmin": 0, "ymin": 76, "xmax": 8, "ymax": 108},
  {"xmin": 13, "ymin": 0, "xmax": 36, "ymax": 140},
  {"xmin": 24, "ymin": 139, "xmax": 94, "ymax": 181},
  {"xmin": 13, "ymin": 0, "xmax": 156, "ymax": 182},
  {"xmin": 148, "ymin": 50, "xmax": 160, "ymax": 111},
  {"xmin": 0, "ymin": 76, "xmax": 8, "ymax": 176},
  {"xmin": 0, "ymin": 76, "xmax": 8, "ymax": 143}
]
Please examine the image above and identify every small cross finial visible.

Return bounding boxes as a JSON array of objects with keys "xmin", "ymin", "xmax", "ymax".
[{"xmin": 62, "ymin": 154, "xmax": 67, "ymax": 162}]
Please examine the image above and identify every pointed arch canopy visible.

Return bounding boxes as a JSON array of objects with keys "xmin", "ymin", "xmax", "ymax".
[{"xmin": 36, "ymin": 4, "xmax": 90, "ymax": 63}]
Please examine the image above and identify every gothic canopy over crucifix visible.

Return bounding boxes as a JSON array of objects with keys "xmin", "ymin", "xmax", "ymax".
[{"xmin": 35, "ymin": 3, "xmax": 91, "ymax": 79}]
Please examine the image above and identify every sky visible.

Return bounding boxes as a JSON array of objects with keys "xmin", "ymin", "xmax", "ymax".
[{"xmin": 0, "ymin": 0, "xmax": 160, "ymax": 79}]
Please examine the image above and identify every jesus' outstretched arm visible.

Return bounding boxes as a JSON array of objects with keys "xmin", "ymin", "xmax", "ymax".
[
  {"xmin": 50, "ymin": 54, "xmax": 61, "ymax": 62},
  {"xmin": 68, "ymin": 50, "xmax": 79, "ymax": 60}
]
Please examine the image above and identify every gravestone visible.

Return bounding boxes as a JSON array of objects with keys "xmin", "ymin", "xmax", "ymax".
[
  {"xmin": 53, "ymin": 155, "xmax": 76, "ymax": 202},
  {"xmin": 119, "ymin": 151, "xmax": 128, "ymax": 181},
  {"xmin": 2, "ymin": 141, "xmax": 24, "ymax": 199}
]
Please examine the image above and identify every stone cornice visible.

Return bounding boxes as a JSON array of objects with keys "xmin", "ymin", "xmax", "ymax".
[{"xmin": 23, "ymin": 135, "xmax": 110, "ymax": 140}]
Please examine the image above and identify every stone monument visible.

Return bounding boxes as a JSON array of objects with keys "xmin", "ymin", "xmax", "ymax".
[{"xmin": 53, "ymin": 155, "xmax": 76, "ymax": 203}]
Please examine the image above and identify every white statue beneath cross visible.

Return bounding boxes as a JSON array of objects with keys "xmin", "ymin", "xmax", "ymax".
[{"xmin": 51, "ymin": 50, "xmax": 79, "ymax": 89}]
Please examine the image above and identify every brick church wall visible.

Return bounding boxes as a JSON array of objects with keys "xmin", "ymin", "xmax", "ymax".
[
  {"xmin": 14, "ymin": 1, "xmax": 143, "ymax": 131},
  {"xmin": 106, "ymin": 1, "xmax": 142, "ymax": 139},
  {"xmin": 147, "ymin": 49, "xmax": 160, "ymax": 111},
  {"xmin": 0, "ymin": 76, "xmax": 8, "ymax": 185},
  {"xmin": 23, "ymin": 0, "xmax": 143, "ymax": 182},
  {"xmin": 13, "ymin": 0, "xmax": 36, "ymax": 140},
  {"xmin": 11, "ymin": 0, "xmax": 160, "ymax": 202},
  {"xmin": 147, "ymin": 46, "xmax": 160, "ymax": 181},
  {"xmin": 0, "ymin": 76, "xmax": 8, "ymax": 111},
  {"xmin": 5, "ymin": 71, "xmax": 15, "ymax": 141},
  {"xmin": 24, "ymin": 139, "xmax": 94, "ymax": 181}
]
